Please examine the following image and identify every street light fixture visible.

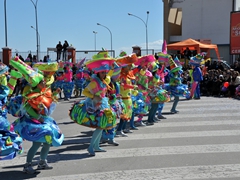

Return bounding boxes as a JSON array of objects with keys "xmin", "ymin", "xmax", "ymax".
[
  {"xmin": 31, "ymin": 26, "xmax": 40, "ymax": 58},
  {"xmin": 93, "ymin": 31, "xmax": 97, "ymax": 51},
  {"xmin": 30, "ymin": 0, "xmax": 39, "ymax": 61},
  {"xmin": 97, "ymin": 23, "xmax": 112, "ymax": 56},
  {"xmin": 4, "ymin": 0, "xmax": 7, "ymax": 47},
  {"xmin": 128, "ymin": 11, "xmax": 149, "ymax": 55}
]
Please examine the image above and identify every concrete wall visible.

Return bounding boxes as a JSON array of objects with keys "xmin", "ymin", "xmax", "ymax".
[
  {"xmin": 235, "ymin": 0, "xmax": 240, "ymax": 11},
  {"xmin": 171, "ymin": 0, "xmax": 232, "ymax": 45}
]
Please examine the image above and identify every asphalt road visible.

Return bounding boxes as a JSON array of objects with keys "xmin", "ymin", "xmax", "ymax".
[{"xmin": 1, "ymin": 96, "xmax": 240, "ymax": 180}]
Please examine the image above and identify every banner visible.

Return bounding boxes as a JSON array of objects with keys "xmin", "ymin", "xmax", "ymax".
[{"xmin": 230, "ymin": 11, "xmax": 240, "ymax": 55}]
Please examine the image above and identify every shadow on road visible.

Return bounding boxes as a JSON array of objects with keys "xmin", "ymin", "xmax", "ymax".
[
  {"xmin": 0, "ymin": 170, "xmax": 41, "ymax": 180},
  {"xmin": 64, "ymin": 130, "xmax": 93, "ymax": 138},
  {"xmin": 48, "ymin": 151, "xmax": 92, "ymax": 162},
  {"xmin": 58, "ymin": 121, "xmax": 75, "ymax": 125}
]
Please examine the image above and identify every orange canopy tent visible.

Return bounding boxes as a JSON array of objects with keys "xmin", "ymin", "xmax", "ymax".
[{"xmin": 167, "ymin": 38, "xmax": 220, "ymax": 60}]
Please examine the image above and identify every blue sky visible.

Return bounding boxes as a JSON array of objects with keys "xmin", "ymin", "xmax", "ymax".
[{"xmin": 0, "ymin": 0, "xmax": 163, "ymax": 58}]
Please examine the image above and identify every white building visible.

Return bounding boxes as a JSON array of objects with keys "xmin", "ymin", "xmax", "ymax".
[{"xmin": 163, "ymin": 0, "xmax": 240, "ymax": 63}]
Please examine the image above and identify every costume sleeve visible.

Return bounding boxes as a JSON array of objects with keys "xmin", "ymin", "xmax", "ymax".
[
  {"xmin": 25, "ymin": 103, "xmax": 42, "ymax": 119},
  {"xmin": 107, "ymin": 70, "xmax": 113, "ymax": 77},
  {"xmin": 22, "ymin": 85, "xmax": 32, "ymax": 96},
  {"xmin": 82, "ymin": 81, "xmax": 97, "ymax": 98},
  {"xmin": 120, "ymin": 77, "xmax": 134, "ymax": 90},
  {"xmin": 22, "ymin": 85, "xmax": 42, "ymax": 119},
  {"xmin": 0, "ymin": 75, "xmax": 7, "ymax": 86},
  {"xmin": 7, "ymin": 70, "xmax": 23, "ymax": 95},
  {"xmin": 193, "ymin": 67, "xmax": 203, "ymax": 82}
]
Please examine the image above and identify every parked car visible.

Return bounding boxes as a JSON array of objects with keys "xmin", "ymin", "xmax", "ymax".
[{"xmin": 202, "ymin": 58, "xmax": 231, "ymax": 70}]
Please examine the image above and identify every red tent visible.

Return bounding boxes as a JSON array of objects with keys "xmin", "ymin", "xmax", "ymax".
[{"xmin": 167, "ymin": 38, "xmax": 220, "ymax": 60}]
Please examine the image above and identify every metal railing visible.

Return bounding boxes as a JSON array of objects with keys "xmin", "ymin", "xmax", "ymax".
[
  {"xmin": 75, "ymin": 50, "xmax": 115, "ymax": 63},
  {"xmin": 141, "ymin": 49, "xmax": 161, "ymax": 56},
  {"xmin": 11, "ymin": 51, "xmax": 57, "ymax": 62},
  {"xmin": 0, "ymin": 49, "xmax": 161, "ymax": 63}
]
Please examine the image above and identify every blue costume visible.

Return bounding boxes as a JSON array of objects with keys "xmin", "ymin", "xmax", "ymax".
[
  {"xmin": 189, "ymin": 54, "xmax": 204, "ymax": 99},
  {"xmin": 164, "ymin": 58, "xmax": 190, "ymax": 113},
  {"xmin": 1, "ymin": 86, "xmax": 23, "ymax": 160},
  {"xmin": 74, "ymin": 68, "xmax": 86, "ymax": 97},
  {"xmin": 192, "ymin": 66, "xmax": 203, "ymax": 99}
]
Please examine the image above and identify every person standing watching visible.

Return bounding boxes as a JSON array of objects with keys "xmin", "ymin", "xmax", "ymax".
[
  {"xmin": 62, "ymin": 40, "xmax": 69, "ymax": 61},
  {"xmin": 56, "ymin": 41, "xmax": 63, "ymax": 61}
]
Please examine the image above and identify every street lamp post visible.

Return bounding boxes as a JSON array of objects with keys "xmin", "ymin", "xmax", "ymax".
[
  {"xmin": 93, "ymin": 31, "xmax": 97, "ymax": 50},
  {"xmin": 4, "ymin": 0, "xmax": 7, "ymax": 47},
  {"xmin": 128, "ymin": 11, "xmax": 149, "ymax": 55},
  {"xmin": 31, "ymin": 26, "xmax": 40, "ymax": 59},
  {"xmin": 97, "ymin": 23, "xmax": 112, "ymax": 56},
  {"xmin": 30, "ymin": 0, "xmax": 39, "ymax": 61}
]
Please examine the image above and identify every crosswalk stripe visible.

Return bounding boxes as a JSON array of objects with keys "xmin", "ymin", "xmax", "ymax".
[
  {"xmin": 63, "ymin": 130, "xmax": 240, "ymax": 145},
  {"xmin": 35, "ymin": 164, "xmax": 240, "ymax": 180},
  {"xmin": 59, "ymin": 143, "xmax": 240, "ymax": 159},
  {"xmin": 117, "ymin": 130, "xmax": 240, "ymax": 140},
  {"xmin": 160, "ymin": 113, "xmax": 240, "ymax": 118},
  {"xmin": 146, "ymin": 120, "xmax": 240, "ymax": 127}
]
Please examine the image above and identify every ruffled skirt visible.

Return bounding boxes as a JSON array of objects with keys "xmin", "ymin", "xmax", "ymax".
[
  {"xmin": 0, "ymin": 117, "xmax": 23, "ymax": 160},
  {"xmin": 13, "ymin": 115, "xmax": 64, "ymax": 147},
  {"xmin": 164, "ymin": 84, "xmax": 190, "ymax": 98},
  {"xmin": 69, "ymin": 97, "xmax": 117, "ymax": 129}
]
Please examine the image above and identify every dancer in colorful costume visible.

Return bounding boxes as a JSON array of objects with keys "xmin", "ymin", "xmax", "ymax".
[
  {"xmin": 73, "ymin": 58, "xmax": 86, "ymax": 98},
  {"xmin": 115, "ymin": 52, "xmax": 138, "ymax": 136},
  {"xmin": 149, "ymin": 62, "xmax": 169, "ymax": 119},
  {"xmin": 69, "ymin": 51, "xmax": 116, "ymax": 156},
  {"xmin": 62, "ymin": 62, "xmax": 74, "ymax": 101},
  {"xmin": 0, "ymin": 63, "xmax": 23, "ymax": 160},
  {"xmin": 133, "ymin": 55, "xmax": 155, "ymax": 127},
  {"xmin": 164, "ymin": 57, "xmax": 190, "ymax": 113},
  {"xmin": 146, "ymin": 61, "xmax": 170, "ymax": 125},
  {"xmin": 8, "ymin": 57, "xmax": 64, "ymax": 174},
  {"xmin": 52, "ymin": 69, "xmax": 64, "ymax": 99},
  {"xmin": 83, "ymin": 67, "xmax": 92, "ymax": 87},
  {"xmin": 189, "ymin": 54, "xmax": 204, "ymax": 99},
  {"xmin": 101, "ymin": 62, "xmax": 125, "ymax": 146}
]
